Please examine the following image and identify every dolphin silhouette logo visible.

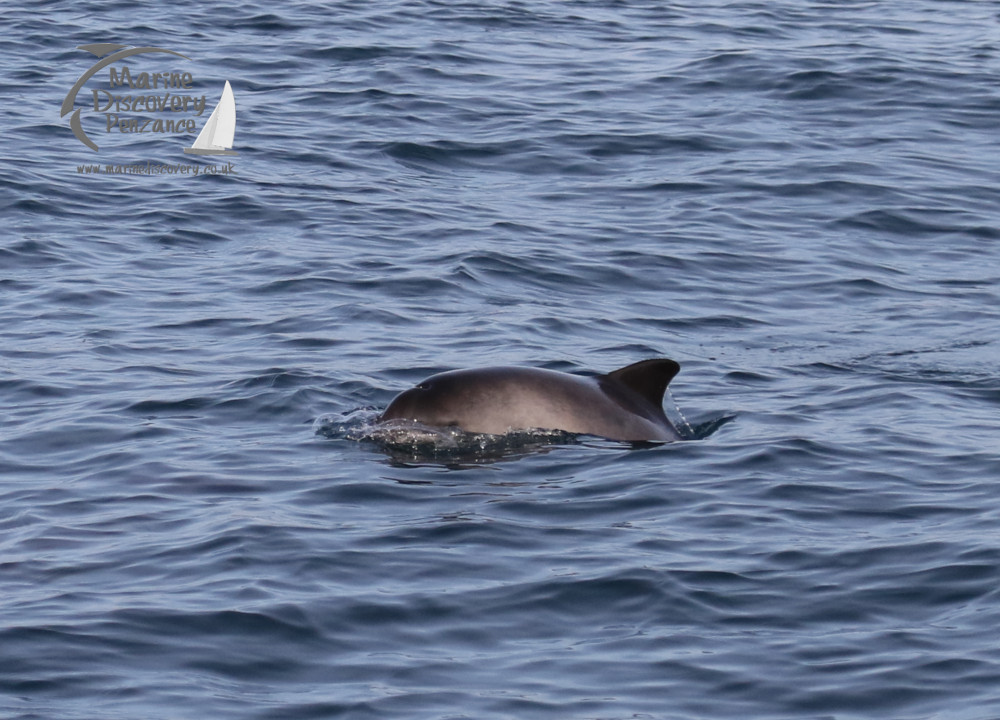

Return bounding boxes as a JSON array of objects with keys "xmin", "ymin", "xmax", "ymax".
[{"xmin": 61, "ymin": 43, "xmax": 191, "ymax": 151}]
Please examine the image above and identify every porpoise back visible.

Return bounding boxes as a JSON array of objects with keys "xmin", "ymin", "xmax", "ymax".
[{"xmin": 379, "ymin": 358, "xmax": 682, "ymax": 442}]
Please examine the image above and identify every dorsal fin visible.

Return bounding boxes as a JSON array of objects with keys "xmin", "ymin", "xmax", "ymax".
[{"xmin": 605, "ymin": 358, "xmax": 680, "ymax": 406}]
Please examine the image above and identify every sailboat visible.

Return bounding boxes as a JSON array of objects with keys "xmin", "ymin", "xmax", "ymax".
[{"xmin": 185, "ymin": 80, "xmax": 237, "ymax": 155}]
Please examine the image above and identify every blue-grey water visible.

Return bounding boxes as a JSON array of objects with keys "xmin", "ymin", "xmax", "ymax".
[{"xmin": 3, "ymin": 1, "xmax": 1000, "ymax": 718}]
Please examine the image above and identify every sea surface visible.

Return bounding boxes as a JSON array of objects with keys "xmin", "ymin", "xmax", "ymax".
[{"xmin": 3, "ymin": 1, "xmax": 1000, "ymax": 718}]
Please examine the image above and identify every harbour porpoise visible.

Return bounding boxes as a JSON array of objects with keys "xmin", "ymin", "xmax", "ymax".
[{"xmin": 379, "ymin": 358, "xmax": 683, "ymax": 442}]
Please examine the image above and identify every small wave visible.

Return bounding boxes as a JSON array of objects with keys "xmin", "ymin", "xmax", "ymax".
[
  {"xmin": 296, "ymin": 45, "xmax": 409, "ymax": 63},
  {"xmin": 316, "ymin": 403, "xmax": 731, "ymax": 464},
  {"xmin": 315, "ymin": 411, "xmax": 577, "ymax": 464}
]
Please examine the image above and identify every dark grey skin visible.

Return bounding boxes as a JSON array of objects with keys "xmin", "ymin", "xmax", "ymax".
[{"xmin": 379, "ymin": 358, "xmax": 683, "ymax": 442}]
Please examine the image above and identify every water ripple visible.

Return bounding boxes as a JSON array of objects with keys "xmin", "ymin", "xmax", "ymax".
[{"xmin": 3, "ymin": 0, "xmax": 1000, "ymax": 718}]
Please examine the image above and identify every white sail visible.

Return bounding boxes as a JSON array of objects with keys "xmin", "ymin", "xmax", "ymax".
[{"xmin": 185, "ymin": 81, "xmax": 237, "ymax": 155}]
